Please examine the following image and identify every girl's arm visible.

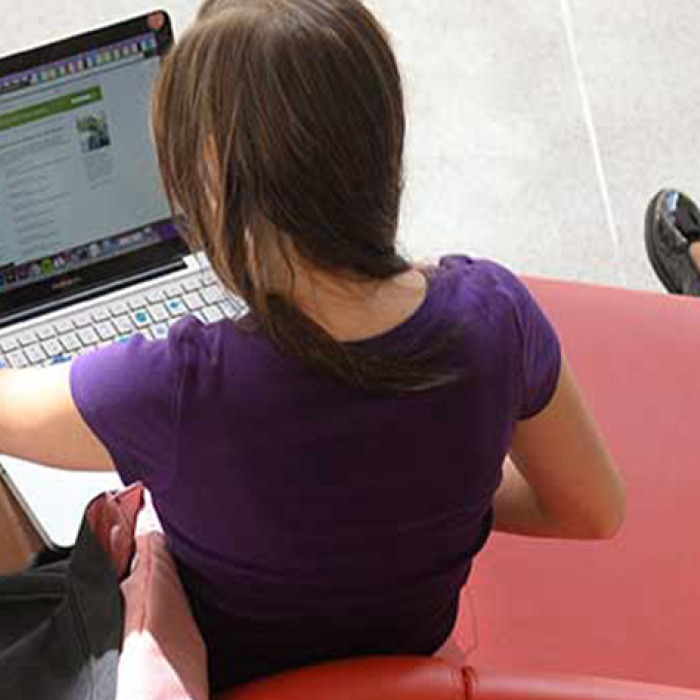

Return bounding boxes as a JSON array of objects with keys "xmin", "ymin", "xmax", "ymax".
[
  {"xmin": 0, "ymin": 365, "xmax": 114, "ymax": 471},
  {"xmin": 493, "ymin": 355, "xmax": 626, "ymax": 539}
]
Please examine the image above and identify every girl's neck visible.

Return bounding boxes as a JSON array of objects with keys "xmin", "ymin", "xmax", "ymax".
[
  {"xmin": 247, "ymin": 238, "xmax": 428, "ymax": 342},
  {"xmin": 292, "ymin": 265, "xmax": 427, "ymax": 342}
]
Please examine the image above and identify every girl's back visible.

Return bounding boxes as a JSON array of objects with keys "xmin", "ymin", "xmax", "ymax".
[{"xmin": 71, "ymin": 254, "xmax": 560, "ymax": 686}]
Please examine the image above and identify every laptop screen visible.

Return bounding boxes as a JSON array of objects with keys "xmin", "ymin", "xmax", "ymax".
[{"xmin": 0, "ymin": 13, "xmax": 187, "ymax": 325}]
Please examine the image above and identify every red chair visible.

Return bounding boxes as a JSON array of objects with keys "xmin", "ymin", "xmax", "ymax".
[{"xmin": 464, "ymin": 277, "xmax": 700, "ymax": 688}]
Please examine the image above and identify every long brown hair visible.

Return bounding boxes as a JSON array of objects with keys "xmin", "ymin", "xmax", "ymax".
[{"xmin": 151, "ymin": 0, "xmax": 464, "ymax": 392}]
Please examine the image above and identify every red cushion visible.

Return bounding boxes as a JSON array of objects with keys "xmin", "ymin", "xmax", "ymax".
[{"xmin": 462, "ymin": 279, "xmax": 700, "ymax": 687}]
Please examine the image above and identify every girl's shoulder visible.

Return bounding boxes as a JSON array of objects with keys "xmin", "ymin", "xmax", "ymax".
[{"xmin": 424, "ymin": 254, "xmax": 540, "ymax": 322}]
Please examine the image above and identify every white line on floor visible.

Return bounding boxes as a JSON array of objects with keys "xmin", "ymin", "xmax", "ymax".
[{"xmin": 559, "ymin": 0, "xmax": 628, "ymax": 287}]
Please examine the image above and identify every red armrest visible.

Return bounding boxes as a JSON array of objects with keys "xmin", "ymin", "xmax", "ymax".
[
  {"xmin": 220, "ymin": 656, "xmax": 465, "ymax": 700},
  {"xmin": 218, "ymin": 658, "xmax": 700, "ymax": 700}
]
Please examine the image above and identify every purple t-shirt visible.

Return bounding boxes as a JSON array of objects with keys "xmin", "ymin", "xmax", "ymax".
[{"xmin": 71, "ymin": 255, "xmax": 560, "ymax": 685}]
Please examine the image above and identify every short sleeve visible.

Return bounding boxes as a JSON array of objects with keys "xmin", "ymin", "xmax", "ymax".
[
  {"xmin": 504, "ymin": 270, "xmax": 561, "ymax": 420},
  {"xmin": 475, "ymin": 260, "xmax": 562, "ymax": 420},
  {"xmin": 70, "ymin": 319, "xmax": 194, "ymax": 495}
]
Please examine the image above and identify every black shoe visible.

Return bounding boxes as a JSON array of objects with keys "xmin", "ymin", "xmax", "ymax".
[{"xmin": 645, "ymin": 189, "xmax": 700, "ymax": 296}]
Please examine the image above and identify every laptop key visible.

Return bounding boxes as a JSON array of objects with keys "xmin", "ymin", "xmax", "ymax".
[
  {"xmin": 25, "ymin": 345, "xmax": 47, "ymax": 365},
  {"xmin": 96, "ymin": 321, "xmax": 116, "ymax": 340},
  {"xmin": 7, "ymin": 350, "xmax": 28, "ymax": 368},
  {"xmin": 152, "ymin": 323, "xmax": 169, "ymax": 340},
  {"xmin": 114, "ymin": 316, "xmax": 134, "ymax": 335},
  {"xmin": 43, "ymin": 338, "xmax": 63, "ymax": 357},
  {"xmin": 61, "ymin": 333, "xmax": 81, "ymax": 352},
  {"xmin": 202, "ymin": 286, "xmax": 225, "ymax": 305},
  {"xmin": 0, "ymin": 337, "xmax": 19, "ymax": 353},
  {"xmin": 164, "ymin": 283, "xmax": 184, "ymax": 298},
  {"xmin": 113, "ymin": 316, "xmax": 134, "ymax": 334},
  {"xmin": 146, "ymin": 289, "xmax": 166, "ymax": 304},
  {"xmin": 150, "ymin": 303, "xmax": 169, "ymax": 323},
  {"xmin": 37, "ymin": 325, "xmax": 56, "ymax": 340},
  {"xmin": 73, "ymin": 313, "xmax": 92, "ymax": 328},
  {"xmin": 220, "ymin": 300, "xmax": 239, "ymax": 318},
  {"xmin": 55, "ymin": 318, "xmax": 75, "ymax": 334},
  {"xmin": 77, "ymin": 327, "xmax": 99, "ymax": 346},
  {"xmin": 18, "ymin": 331, "xmax": 38, "ymax": 346},
  {"xmin": 91, "ymin": 309, "xmax": 110, "ymax": 323},
  {"xmin": 203, "ymin": 306, "xmax": 224, "ymax": 323},
  {"xmin": 184, "ymin": 292, "xmax": 204, "ymax": 311},
  {"xmin": 0, "ymin": 357, "xmax": 7, "ymax": 370},
  {"xmin": 183, "ymin": 277, "xmax": 202, "ymax": 292},
  {"xmin": 167, "ymin": 298, "xmax": 186, "ymax": 317},
  {"xmin": 128, "ymin": 295, "xmax": 146, "ymax": 311},
  {"xmin": 109, "ymin": 301, "xmax": 129, "ymax": 316},
  {"xmin": 49, "ymin": 354, "xmax": 73, "ymax": 366},
  {"xmin": 202, "ymin": 270, "xmax": 217, "ymax": 285},
  {"xmin": 132, "ymin": 310, "xmax": 150, "ymax": 328}
]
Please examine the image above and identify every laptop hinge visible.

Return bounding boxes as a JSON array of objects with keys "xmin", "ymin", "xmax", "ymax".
[{"xmin": 0, "ymin": 259, "xmax": 187, "ymax": 331}]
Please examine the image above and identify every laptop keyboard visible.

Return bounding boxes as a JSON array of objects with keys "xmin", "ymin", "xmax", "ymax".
[{"xmin": 0, "ymin": 269, "xmax": 247, "ymax": 370}]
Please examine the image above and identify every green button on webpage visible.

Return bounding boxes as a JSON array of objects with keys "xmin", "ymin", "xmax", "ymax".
[{"xmin": 0, "ymin": 86, "xmax": 103, "ymax": 132}]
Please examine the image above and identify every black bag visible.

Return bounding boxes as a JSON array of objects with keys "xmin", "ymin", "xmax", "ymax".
[{"xmin": 0, "ymin": 513, "xmax": 123, "ymax": 700}]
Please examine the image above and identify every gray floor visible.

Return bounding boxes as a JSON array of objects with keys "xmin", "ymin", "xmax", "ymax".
[{"xmin": 3, "ymin": 0, "xmax": 698, "ymax": 293}]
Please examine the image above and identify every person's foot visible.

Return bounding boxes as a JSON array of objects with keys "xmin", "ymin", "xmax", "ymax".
[{"xmin": 645, "ymin": 190, "xmax": 700, "ymax": 296}]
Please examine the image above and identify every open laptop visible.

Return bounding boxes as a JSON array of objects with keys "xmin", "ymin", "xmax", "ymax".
[{"xmin": 0, "ymin": 12, "xmax": 245, "ymax": 548}]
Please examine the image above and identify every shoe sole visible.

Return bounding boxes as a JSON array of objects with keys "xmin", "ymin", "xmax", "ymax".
[{"xmin": 644, "ymin": 190, "xmax": 683, "ymax": 295}]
